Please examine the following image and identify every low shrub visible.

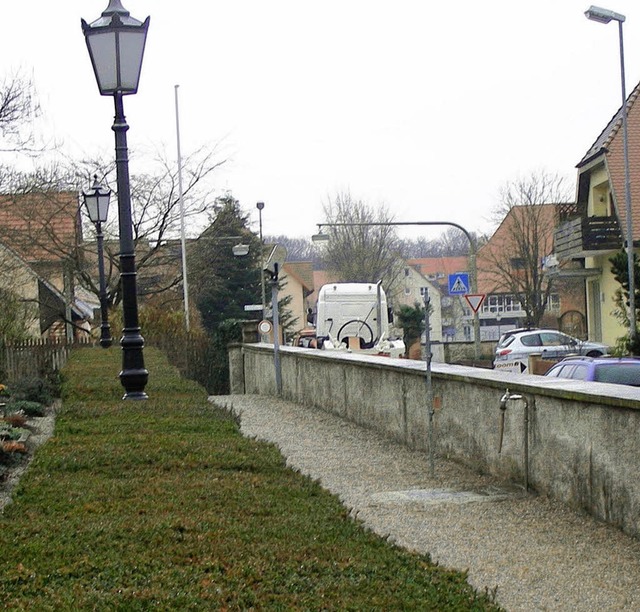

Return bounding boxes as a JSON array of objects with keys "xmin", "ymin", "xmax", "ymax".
[
  {"xmin": 9, "ymin": 377, "xmax": 53, "ymax": 406},
  {"xmin": 5, "ymin": 400, "xmax": 46, "ymax": 417}
]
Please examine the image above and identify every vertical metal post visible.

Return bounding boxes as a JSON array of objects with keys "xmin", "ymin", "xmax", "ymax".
[
  {"xmin": 618, "ymin": 20, "xmax": 637, "ymax": 345},
  {"xmin": 271, "ymin": 263, "xmax": 282, "ymax": 395},
  {"xmin": 470, "ymin": 237, "xmax": 481, "ymax": 361},
  {"xmin": 174, "ymin": 84, "xmax": 190, "ymax": 332},
  {"xmin": 95, "ymin": 221, "xmax": 113, "ymax": 348},
  {"xmin": 257, "ymin": 202, "xmax": 266, "ymax": 317},
  {"xmin": 63, "ymin": 262, "xmax": 74, "ymax": 341},
  {"xmin": 376, "ymin": 280, "xmax": 383, "ymax": 342},
  {"xmin": 257, "ymin": 202, "xmax": 268, "ymax": 343},
  {"xmin": 424, "ymin": 289, "xmax": 435, "ymax": 477},
  {"xmin": 112, "ymin": 92, "xmax": 148, "ymax": 400}
]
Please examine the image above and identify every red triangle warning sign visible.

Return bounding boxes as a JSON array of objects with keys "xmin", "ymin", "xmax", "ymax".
[{"xmin": 464, "ymin": 294, "xmax": 485, "ymax": 313}]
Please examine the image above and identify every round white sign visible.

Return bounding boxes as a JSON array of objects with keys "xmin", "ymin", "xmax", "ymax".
[{"xmin": 258, "ymin": 320, "xmax": 272, "ymax": 334}]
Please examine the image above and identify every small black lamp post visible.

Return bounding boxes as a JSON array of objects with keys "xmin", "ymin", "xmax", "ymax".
[
  {"xmin": 83, "ymin": 176, "xmax": 113, "ymax": 349},
  {"xmin": 82, "ymin": 0, "xmax": 150, "ymax": 399}
]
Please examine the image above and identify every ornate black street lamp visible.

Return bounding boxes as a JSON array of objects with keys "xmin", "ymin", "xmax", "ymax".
[
  {"xmin": 82, "ymin": 0, "xmax": 150, "ymax": 399},
  {"xmin": 83, "ymin": 176, "xmax": 113, "ymax": 349}
]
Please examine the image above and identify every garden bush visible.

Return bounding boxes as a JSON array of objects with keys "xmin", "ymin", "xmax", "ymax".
[
  {"xmin": 5, "ymin": 400, "xmax": 46, "ymax": 417},
  {"xmin": 9, "ymin": 376, "xmax": 54, "ymax": 406}
]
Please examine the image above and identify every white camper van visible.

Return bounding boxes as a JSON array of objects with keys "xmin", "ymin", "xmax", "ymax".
[{"xmin": 313, "ymin": 282, "xmax": 405, "ymax": 358}]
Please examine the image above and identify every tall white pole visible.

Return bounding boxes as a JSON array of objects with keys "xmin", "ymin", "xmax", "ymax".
[{"xmin": 175, "ymin": 84, "xmax": 190, "ymax": 332}]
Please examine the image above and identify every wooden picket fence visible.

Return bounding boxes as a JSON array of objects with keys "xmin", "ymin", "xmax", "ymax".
[{"xmin": 1, "ymin": 338, "xmax": 93, "ymax": 384}]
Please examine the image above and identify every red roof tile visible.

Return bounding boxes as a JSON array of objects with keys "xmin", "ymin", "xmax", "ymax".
[{"xmin": 0, "ymin": 191, "xmax": 81, "ymax": 262}]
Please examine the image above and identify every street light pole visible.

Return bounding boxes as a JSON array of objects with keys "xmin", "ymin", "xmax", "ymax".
[
  {"xmin": 257, "ymin": 202, "xmax": 267, "ymax": 317},
  {"xmin": 112, "ymin": 92, "xmax": 148, "ymax": 398},
  {"xmin": 82, "ymin": 0, "xmax": 150, "ymax": 399},
  {"xmin": 82, "ymin": 176, "xmax": 113, "ymax": 349},
  {"xmin": 95, "ymin": 220, "xmax": 112, "ymax": 348},
  {"xmin": 585, "ymin": 5, "xmax": 637, "ymax": 346},
  {"xmin": 314, "ymin": 220, "xmax": 481, "ymax": 360}
]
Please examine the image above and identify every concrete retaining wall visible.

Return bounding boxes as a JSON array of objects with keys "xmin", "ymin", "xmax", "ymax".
[{"xmin": 231, "ymin": 343, "xmax": 640, "ymax": 538}]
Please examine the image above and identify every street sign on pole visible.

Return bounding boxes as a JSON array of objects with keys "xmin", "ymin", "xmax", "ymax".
[
  {"xmin": 448, "ymin": 273, "xmax": 470, "ymax": 295},
  {"xmin": 464, "ymin": 294, "xmax": 486, "ymax": 313}
]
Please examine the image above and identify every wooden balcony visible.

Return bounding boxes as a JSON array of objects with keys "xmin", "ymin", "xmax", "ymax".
[{"xmin": 554, "ymin": 216, "xmax": 622, "ymax": 259}]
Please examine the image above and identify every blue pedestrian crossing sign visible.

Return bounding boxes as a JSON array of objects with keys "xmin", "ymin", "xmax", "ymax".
[{"xmin": 448, "ymin": 273, "xmax": 470, "ymax": 295}]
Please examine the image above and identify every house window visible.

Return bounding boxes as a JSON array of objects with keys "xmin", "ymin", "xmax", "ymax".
[
  {"xmin": 546, "ymin": 294, "xmax": 560, "ymax": 313},
  {"xmin": 481, "ymin": 294, "xmax": 524, "ymax": 314},
  {"xmin": 510, "ymin": 258, "xmax": 526, "ymax": 269},
  {"xmin": 504, "ymin": 295, "xmax": 524, "ymax": 313}
]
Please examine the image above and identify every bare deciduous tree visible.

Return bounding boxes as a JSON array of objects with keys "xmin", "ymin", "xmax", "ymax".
[
  {"xmin": 264, "ymin": 235, "xmax": 316, "ymax": 262},
  {"xmin": 398, "ymin": 227, "xmax": 483, "ymax": 259},
  {"xmin": 0, "ymin": 70, "xmax": 43, "ymax": 154},
  {"xmin": 481, "ymin": 170, "xmax": 574, "ymax": 327},
  {"xmin": 320, "ymin": 192, "xmax": 403, "ymax": 287}
]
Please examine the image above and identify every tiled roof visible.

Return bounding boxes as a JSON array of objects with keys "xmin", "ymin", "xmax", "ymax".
[
  {"xmin": 0, "ymin": 191, "xmax": 81, "ymax": 262},
  {"xmin": 406, "ymin": 257, "xmax": 469, "ymax": 278},
  {"xmin": 578, "ymin": 82, "xmax": 640, "ymax": 167},
  {"xmin": 578, "ymin": 80, "xmax": 640, "ymax": 241},
  {"xmin": 284, "ymin": 261, "xmax": 314, "ymax": 292}
]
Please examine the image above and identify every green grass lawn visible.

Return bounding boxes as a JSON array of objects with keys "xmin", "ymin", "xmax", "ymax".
[{"xmin": 0, "ymin": 347, "xmax": 500, "ymax": 611}]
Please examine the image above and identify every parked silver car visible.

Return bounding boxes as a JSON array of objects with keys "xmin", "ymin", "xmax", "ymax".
[{"xmin": 494, "ymin": 328, "xmax": 608, "ymax": 364}]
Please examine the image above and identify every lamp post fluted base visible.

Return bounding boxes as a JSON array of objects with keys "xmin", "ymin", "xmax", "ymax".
[
  {"xmin": 99, "ymin": 325, "xmax": 113, "ymax": 349},
  {"xmin": 119, "ymin": 327, "xmax": 148, "ymax": 400},
  {"xmin": 119, "ymin": 370, "xmax": 149, "ymax": 400}
]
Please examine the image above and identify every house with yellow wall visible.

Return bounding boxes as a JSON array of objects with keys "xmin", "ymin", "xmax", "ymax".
[
  {"xmin": 0, "ymin": 242, "xmax": 87, "ymax": 338},
  {"xmin": 554, "ymin": 82, "xmax": 640, "ymax": 347}
]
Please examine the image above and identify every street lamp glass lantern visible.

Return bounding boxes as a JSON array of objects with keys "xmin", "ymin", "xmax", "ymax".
[
  {"xmin": 81, "ymin": 0, "xmax": 150, "ymax": 95},
  {"xmin": 584, "ymin": 5, "xmax": 625, "ymax": 24},
  {"xmin": 311, "ymin": 231, "xmax": 330, "ymax": 244},
  {"xmin": 232, "ymin": 243, "xmax": 250, "ymax": 257},
  {"xmin": 83, "ymin": 177, "xmax": 111, "ymax": 224}
]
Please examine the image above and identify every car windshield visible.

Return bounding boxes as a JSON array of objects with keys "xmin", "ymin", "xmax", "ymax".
[{"xmin": 593, "ymin": 364, "xmax": 640, "ymax": 386}]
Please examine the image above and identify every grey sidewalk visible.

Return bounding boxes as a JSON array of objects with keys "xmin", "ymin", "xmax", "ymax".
[{"xmin": 211, "ymin": 394, "xmax": 640, "ymax": 612}]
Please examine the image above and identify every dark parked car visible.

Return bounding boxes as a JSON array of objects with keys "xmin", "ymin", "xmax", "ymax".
[{"xmin": 544, "ymin": 356, "xmax": 640, "ymax": 387}]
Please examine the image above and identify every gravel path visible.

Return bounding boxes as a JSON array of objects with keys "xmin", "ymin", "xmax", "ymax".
[{"xmin": 211, "ymin": 394, "xmax": 640, "ymax": 612}]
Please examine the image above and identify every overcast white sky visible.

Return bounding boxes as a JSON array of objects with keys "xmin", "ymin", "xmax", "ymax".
[{"xmin": 3, "ymin": 1, "xmax": 640, "ymax": 242}]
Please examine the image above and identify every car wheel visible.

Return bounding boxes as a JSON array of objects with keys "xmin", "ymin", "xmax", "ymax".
[{"xmin": 586, "ymin": 350, "xmax": 603, "ymax": 357}]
